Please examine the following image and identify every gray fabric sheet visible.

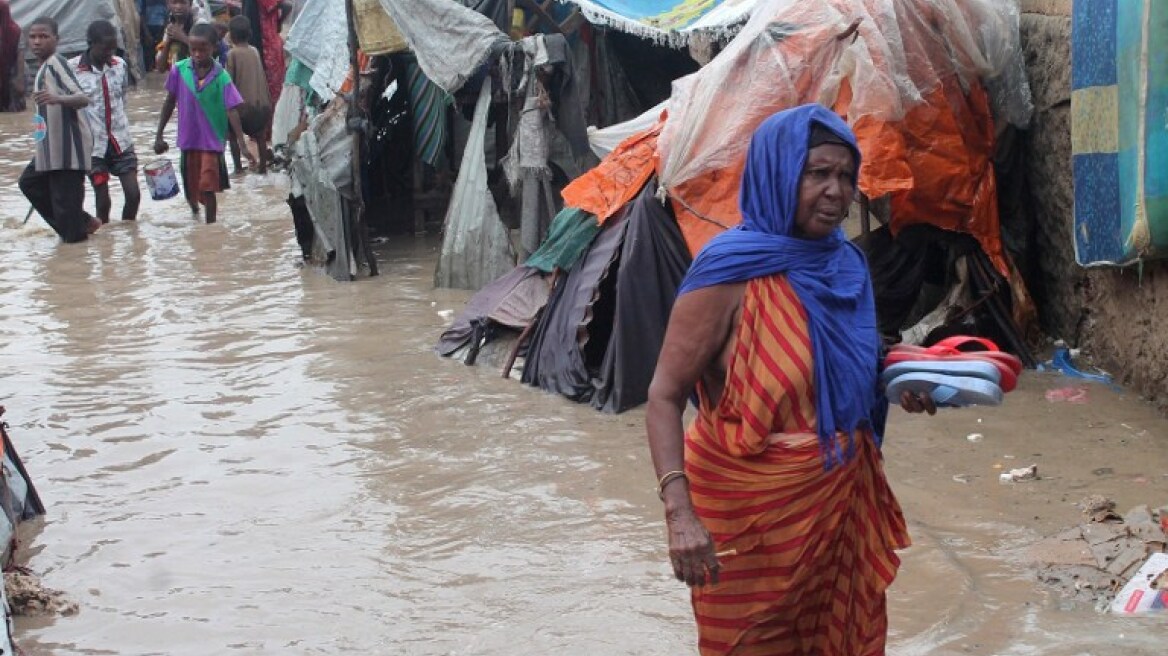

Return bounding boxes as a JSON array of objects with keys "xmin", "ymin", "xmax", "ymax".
[
  {"xmin": 435, "ymin": 78, "xmax": 516, "ymax": 290},
  {"xmin": 378, "ymin": 0, "xmax": 508, "ymax": 94},
  {"xmin": 13, "ymin": 0, "xmax": 124, "ymax": 59},
  {"xmin": 290, "ymin": 102, "xmax": 357, "ymax": 282}
]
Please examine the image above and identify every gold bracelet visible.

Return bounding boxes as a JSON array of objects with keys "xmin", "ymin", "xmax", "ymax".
[{"xmin": 656, "ymin": 470, "xmax": 687, "ymax": 500}]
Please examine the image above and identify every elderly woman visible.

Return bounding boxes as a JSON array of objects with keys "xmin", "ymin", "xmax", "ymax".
[{"xmin": 647, "ymin": 104, "xmax": 934, "ymax": 655}]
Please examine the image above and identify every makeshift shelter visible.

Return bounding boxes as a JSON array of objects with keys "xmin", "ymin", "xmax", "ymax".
[
  {"xmin": 563, "ymin": 0, "xmax": 1036, "ymax": 327},
  {"xmin": 370, "ymin": 0, "xmax": 666, "ymax": 288},
  {"xmin": 278, "ymin": 0, "xmax": 369, "ymax": 281},
  {"xmin": 437, "ymin": 178, "xmax": 688, "ymax": 414},
  {"xmin": 439, "ymin": 0, "xmax": 1039, "ymax": 413},
  {"xmin": 568, "ymin": 0, "xmax": 1033, "ymax": 267},
  {"xmin": 276, "ymin": 0, "xmax": 509, "ymax": 281},
  {"xmin": 12, "ymin": 0, "xmax": 145, "ymax": 78}
]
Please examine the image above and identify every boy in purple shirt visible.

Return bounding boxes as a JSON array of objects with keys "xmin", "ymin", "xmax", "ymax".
[{"xmin": 152, "ymin": 22, "xmax": 253, "ymax": 224}]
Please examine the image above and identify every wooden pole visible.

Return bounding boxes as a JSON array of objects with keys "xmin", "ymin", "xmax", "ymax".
[{"xmin": 346, "ymin": 0, "xmax": 379, "ymax": 277}]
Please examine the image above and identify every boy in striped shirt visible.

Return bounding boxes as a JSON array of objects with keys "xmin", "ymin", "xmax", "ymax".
[{"xmin": 18, "ymin": 16, "xmax": 100, "ymax": 243}]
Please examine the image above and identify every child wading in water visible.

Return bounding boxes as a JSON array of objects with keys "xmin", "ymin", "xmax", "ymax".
[
  {"xmin": 72, "ymin": 20, "xmax": 141, "ymax": 224},
  {"xmin": 18, "ymin": 16, "xmax": 100, "ymax": 243},
  {"xmin": 225, "ymin": 16, "xmax": 271, "ymax": 174},
  {"xmin": 153, "ymin": 22, "xmax": 254, "ymax": 224}
]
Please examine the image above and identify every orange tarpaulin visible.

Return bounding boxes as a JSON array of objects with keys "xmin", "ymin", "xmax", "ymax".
[
  {"xmin": 666, "ymin": 77, "xmax": 1008, "ymax": 275},
  {"xmin": 561, "ymin": 122, "xmax": 662, "ymax": 225},
  {"xmin": 564, "ymin": 0, "xmax": 1032, "ymax": 277}
]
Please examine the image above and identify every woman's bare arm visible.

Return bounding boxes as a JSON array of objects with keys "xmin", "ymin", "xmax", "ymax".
[{"xmin": 646, "ymin": 282, "xmax": 741, "ymax": 586}]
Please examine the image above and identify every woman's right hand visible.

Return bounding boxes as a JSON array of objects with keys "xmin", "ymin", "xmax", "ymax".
[
  {"xmin": 899, "ymin": 390, "xmax": 937, "ymax": 415},
  {"xmin": 666, "ymin": 506, "xmax": 720, "ymax": 587}
]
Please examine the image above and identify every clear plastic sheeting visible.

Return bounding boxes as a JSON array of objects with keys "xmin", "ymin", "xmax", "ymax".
[
  {"xmin": 658, "ymin": 0, "xmax": 1032, "ymax": 202},
  {"xmin": 435, "ymin": 79, "xmax": 517, "ymax": 290},
  {"xmin": 652, "ymin": 0, "xmax": 1033, "ymax": 272},
  {"xmin": 377, "ymin": 0, "xmax": 508, "ymax": 94}
]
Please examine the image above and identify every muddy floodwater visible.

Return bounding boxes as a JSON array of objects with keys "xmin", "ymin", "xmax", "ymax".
[{"xmin": 1, "ymin": 84, "xmax": 1167, "ymax": 655}]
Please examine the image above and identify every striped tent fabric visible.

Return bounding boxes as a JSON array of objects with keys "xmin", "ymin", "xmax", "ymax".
[
  {"xmin": 684, "ymin": 275, "xmax": 910, "ymax": 656},
  {"xmin": 407, "ymin": 61, "xmax": 450, "ymax": 168}
]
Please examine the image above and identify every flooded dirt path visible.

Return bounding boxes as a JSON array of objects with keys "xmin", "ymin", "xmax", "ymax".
[{"xmin": 0, "ymin": 84, "xmax": 1166, "ymax": 655}]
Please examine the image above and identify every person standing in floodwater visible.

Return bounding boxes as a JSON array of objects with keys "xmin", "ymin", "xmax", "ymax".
[
  {"xmin": 647, "ymin": 105, "xmax": 930, "ymax": 655},
  {"xmin": 224, "ymin": 16, "xmax": 270, "ymax": 174},
  {"xmin": 153, "ymin": 22, "xmax": 253, "ymax": 224},
  {"xmin": 72, "ymin": 20, "xmax": 142, "ymax": 224},
  {"xmin": 18, "ymin": 16, "xmax": 100, "ymax": 243}
]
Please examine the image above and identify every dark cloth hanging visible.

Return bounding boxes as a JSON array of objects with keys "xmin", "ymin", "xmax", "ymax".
[
  {"xmin": 243, "ymin": 0, "xmax": 265, "ymax": 63},
  {"xmin": 522, "ymin": 180, "xmax": 691, "ymax": 413}
]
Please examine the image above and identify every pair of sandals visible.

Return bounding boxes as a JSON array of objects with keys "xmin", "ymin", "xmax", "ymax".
[{"xmin": 883, "ymin": 337, "xmax": 1023, "ymax": 408}]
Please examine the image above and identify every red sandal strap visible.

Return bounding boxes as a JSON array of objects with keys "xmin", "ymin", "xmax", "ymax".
[{"xmin": 931, "ymin": 335, "xmax": 1001, "ymax": 353}]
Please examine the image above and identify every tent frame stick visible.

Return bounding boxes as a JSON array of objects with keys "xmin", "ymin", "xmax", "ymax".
[{"xmin": 346, "ymin": 0, "xmax": 379, "ymax": 277}]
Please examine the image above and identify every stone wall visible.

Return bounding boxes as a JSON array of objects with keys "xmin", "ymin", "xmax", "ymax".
[{"xmin": 1018, "ymin": 0, "xmax": 1168, "ymax": 412}]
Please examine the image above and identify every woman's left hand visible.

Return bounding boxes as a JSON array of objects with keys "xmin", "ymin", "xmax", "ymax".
[{"xmin": 899, "ymin": 390, "xmax": 937, "ymax": 415}]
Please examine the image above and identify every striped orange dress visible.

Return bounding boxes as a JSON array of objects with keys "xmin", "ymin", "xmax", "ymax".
[{"xmin": 685, "ymin": 274, "xmax": 910, "ymax": 656}]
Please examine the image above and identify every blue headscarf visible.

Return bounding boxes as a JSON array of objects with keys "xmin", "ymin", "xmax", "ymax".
[{"xmin": 676, "ymin": 104, "xmax": 882, "ymax": 469}]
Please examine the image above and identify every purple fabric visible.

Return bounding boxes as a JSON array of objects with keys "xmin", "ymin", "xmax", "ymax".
[{"xmin": 165, "ymin": 61, "xmax": 244, "ymax": 153}]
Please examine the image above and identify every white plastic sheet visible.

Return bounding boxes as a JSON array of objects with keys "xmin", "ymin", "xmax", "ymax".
[
  {"xmin": 284, "ymin": 0, "xmax": 352, "ymax": 102},
  {"xmin": 271, "ymin": 85, "xmax": 305, "ymax": 149},
  {"xmin": 587, "ymin": 101, "xmax": 667, "ymax": 158},
  {"xmin": 290, "ymin": 100, "xmax": 357, "ymax": 282},
  {"xmin": 435, "ymin": 79, "xmax": 517, "ymax": 290}
]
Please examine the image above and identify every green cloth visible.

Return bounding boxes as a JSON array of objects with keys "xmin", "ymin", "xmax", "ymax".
[
  {"xmin": 283, "ymin": 59, "xmax": 319, "ymax": 105},
  {"xmin": 284, "ymin": 58, "xmax": 312, "ymax": 87},
  {"xmin": 178, "ymin": 59, "xmax": 231, "ymax": 143},
  {"xmin": 524, "ymin": 207, "xmax": 601, "ymax": 273}
]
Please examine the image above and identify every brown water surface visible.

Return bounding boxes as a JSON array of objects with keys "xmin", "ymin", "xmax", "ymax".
[{"xmin": 0, "ymin": 83, "xmax": 1165, "ymax": 655}]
